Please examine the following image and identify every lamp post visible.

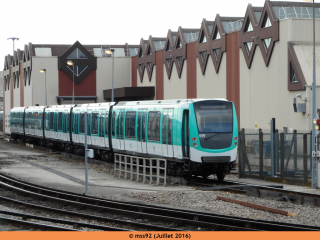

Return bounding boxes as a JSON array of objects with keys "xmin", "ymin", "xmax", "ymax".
[
  {"xmin": 304, "ymin": 0, "xmax": 317, "ymax": 188},
  {"xmin": 7, "ymin": 37, "xmax": 19, "ymax": 54},
  {"xmin": 67, "ymin": 61, "xmax": 75, "ymax": 104},
  {"xmin": 105, "ymin": 48, "xmax": 115, "ymax": 102},
  {"xmin": 40, "ymin": 69, "xmax": 47, "ymax": 106}
]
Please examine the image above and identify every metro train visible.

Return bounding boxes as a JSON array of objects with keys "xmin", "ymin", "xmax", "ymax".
[{"xmin": 10, "ymin": 99, "xmax": 238, "ymax": 181}]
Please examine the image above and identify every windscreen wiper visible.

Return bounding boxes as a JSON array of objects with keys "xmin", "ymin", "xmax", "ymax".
[{"xmin": 205, "ymin": 132, "xmax": 222, "ymax": 140}]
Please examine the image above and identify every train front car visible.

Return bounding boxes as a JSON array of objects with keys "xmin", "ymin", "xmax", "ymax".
[{"xmin": 187, "ymin": 99, "xmax": 238, "ymax": 181}]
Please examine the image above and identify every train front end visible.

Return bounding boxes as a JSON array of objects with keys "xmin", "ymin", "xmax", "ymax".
[{"xmin": 188, "ymin": 99, "xmax": 238, "ymax": 180}]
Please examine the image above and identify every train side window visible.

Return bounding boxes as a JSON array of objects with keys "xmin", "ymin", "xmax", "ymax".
[
  {"xmin": 137, "ymin": 112, "xmax": 142, "ymax": 141},
  {"xmin": 80, "ymin": 112, "xmax": 85, "ymax": 134},
  {"xmin": 92, "ymin": 111, "xmax": 99, "ymax": 135},
  {"xmin": 74, "ymin": 112, "xmax": 79, "ymax": 134},
  {"xmin": 49, "ymin": 112, "xmax": 54, "ymax": 130},
  {"xmin": 148, "ymin": 111, "xmax": 160, "ymax": 142},
  {"xmin": 66, "ymin": 113, "xmax": 70, "ymax": 133},
  {"xmin": 58, "ymin": 112, "xmax": 63, "ymax": 132},
  {"xmin": 105, "ymin": 111, "xmax": 108, "ymax": 137},
  {"xmin": 33, "ymin": 112, "xmax": 37, "ymax": 129},
  {"xmin": 112, "ymin": 112, "xmax": 116, "ymax": 138},
  {"xmin": 142, "ymin": 112, "xmax": 146, "ymax": 142},
  {"xmin": 87, "ymin": 112, "xmax": 91, "ymax": 135},
  {"xmin": 168, "ymin": 110, "xmax": 173, "ymax": 145},
  {"xmin": 39, "ymin": 112, "xmax": 43, "ymax": 130},
  {"xmin": 121, "ymin": 112, "xmax": 124, "ymax": 139},
  {"xmin": 99, "ymin": 112, "xmax": 104, "ymax": 137},
  {"xmin": 44, "ymin": 112, "xmax": 48, "ymax": 130},
  {"xmin": 125, "ymin": 111, "xmax": 136, "ymax": 139},
  {"xmin": 162, "ymin": 112, "xmax": 167, "ymax": 144}
]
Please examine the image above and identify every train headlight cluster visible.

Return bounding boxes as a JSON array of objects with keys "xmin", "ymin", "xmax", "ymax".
[
  {"xmin": 234, "ymin": 136, "xmax": 238, "ymax": 146},
  {"xmin": 192, "ymin": 143, "xmax": 198, "ymax": 147}
]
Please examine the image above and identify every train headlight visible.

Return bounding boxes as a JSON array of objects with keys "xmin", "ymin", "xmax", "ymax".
[
  {"xmin": 234, "ymin": 142, "xmax": 237, "ymax": 146},
  {"xmin": 192, "ymin": 143, "xmax": 198, "ymax": 147}
]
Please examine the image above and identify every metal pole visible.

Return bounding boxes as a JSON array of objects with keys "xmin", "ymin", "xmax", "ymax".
[
  {"xmin": 84, "ymin": 112, "xmax": 88, "ymax": 195},
  {"xmin": 112, "ymin": 50, "xmax": 114, "ymax": 102},
  {"xmin": 45, "ymin": 71, "xmax": 47, "ymax": 106},
  {"xmin": 311, "ymin": 0, "xmax": 317, "ymax": 188},
  {"xmin": 72, "ymin": 64, "xmax": 75, "ymax": 105}
]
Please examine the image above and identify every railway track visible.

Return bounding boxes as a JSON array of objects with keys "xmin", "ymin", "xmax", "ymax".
[
  {"xmin": 0, "ymin": 173, "xmax": 319, "ymax": 231},
  {"xmin": 0, "ymin": 210, "xmax": 128, "ymax": 231},
  {"xmin": 187, "ymin": 177, "xmax": 320, "ymax": 208}
]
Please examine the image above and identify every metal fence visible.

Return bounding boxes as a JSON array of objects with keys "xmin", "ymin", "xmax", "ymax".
[{"xmin": 238, "ymin": 129, "xmax": 312, "ymax": 187}]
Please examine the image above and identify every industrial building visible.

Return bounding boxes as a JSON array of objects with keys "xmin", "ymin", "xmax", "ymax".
[{"xmin": 2, "ymin": 0, "xmax": 320, "ymax": 134}]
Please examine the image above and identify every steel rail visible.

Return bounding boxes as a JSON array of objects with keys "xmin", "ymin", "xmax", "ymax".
[
  {"xmin": 0, "ymin": 180, "xmax": 253, "ymax": 231},
  {"xmin": 0, "ymin": 210, "xmax": 129, "ymax": 231},
  {"xmin": 0, "ymin": 195, "xmax": 181, "ymax": 231},
  {"xmin": 0, "ymin": 216, "xmax": 78, "ymax": 231},
  {"xmin": 0, "ymin": 175, "xmax": 318, "ymax": 231},
  {"xmin": 1, "ymin": 172, "xmax": 319, "ymax": 231}
]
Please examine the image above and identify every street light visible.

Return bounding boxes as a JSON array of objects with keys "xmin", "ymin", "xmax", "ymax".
[
  {"xmin": 67, "ymin": 60, "xmax": 75, "ymax": 104},
  {"xmin": 40, "ymin": 69, "xmax": 47, "ymax": 106},
  {"xmin": 105, "ymin": 48, "xmax": 115, "ymax": 102},
  {"xmin": 7, "ymin": 37, "xmax": 19, "ymax": 54},
  {"xmin": 304, "ymin": 0, "xmax": 317, "ymax": 188}
]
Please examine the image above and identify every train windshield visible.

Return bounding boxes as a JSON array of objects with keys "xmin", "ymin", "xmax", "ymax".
[{"xmin": 193, "ymin": 100, "xmax": 233, "ymax": 133}]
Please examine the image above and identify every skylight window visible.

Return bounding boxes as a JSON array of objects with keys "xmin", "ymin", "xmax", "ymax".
[
  {"xmin": 176, "ymin": 57, "xmax": 182, "ymax": 67},
  {"xmin": 244, "ymin": 42, "xmax": 253, "ymax": 55},
  {"xmin": 139, "ymin": 64, "xmax": 144, "ymax": 73},
  {"xmin": 147, "ymin": 46, "xmax": 152, "ymax": 56},
  {"xmin": 166, "ymin": 58, "xmax": 172, "ymax": 68},
  {"xmin": 213, "ymin": 48, "xmax": 221, "ymax": 60},
  {"xmin": 200, "ymin": 32, "xmax": 207, "ymax": 43},
  {"xmin": 67, "ymin": 48, "xmax": 87, "ymax": 59},
  {"xmin": 244, "ymin": 19, "xmax": 253, "ymax": 32},
  {"xmin": 176, "ymin": 38, "xmax": 182, "ymax": 49},
  {"xmin": 213, "ymin": 28, "xmax": 221, "ymax": 40},
  {"xmin": 67, "ymin": 65, "xmax": 88, "ymax": 77},
  {"xmin": 200, "ymin": 51, "xmax": 207, "ymax": 63},
  {"xmin": 262, "ymin": 13, "xmax": 272, "ymax": 28},
  {"xmin": 166, "ymin": 43, "xmax": 171, "ymax": 51},
  {"xmin": 262, "ymin": 38, "xmax": 271, "ymax": 52}
]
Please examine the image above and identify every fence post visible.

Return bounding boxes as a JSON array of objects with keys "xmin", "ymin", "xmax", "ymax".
[
  {"xmin": 280, "ymin": 132, "xmax": 285, "ymax": 183},
  {"xmin": 271, "ymin": 119, "xmax": 275, "ymax": 177},
  {"xmin": 303, "ymin": 133, "xmax": 308, "ymax": 186},
  {"xmin": 275, "ymin": 129, "xmax": 279, "ymax": 173},
  {"xmin": 238, "ymin": 130, "xmax": 244, "ymax": 178},
  {"xmin": 294, "ymin": 130, "xmax": 298, "ymax": 171},
  {"xmin": 259, "ymin": 129, "xmax": 263, "ymax": 179}
]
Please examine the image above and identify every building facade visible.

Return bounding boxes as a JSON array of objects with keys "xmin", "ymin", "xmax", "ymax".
[{"xmin": 3, "ymin": 0, "xmax": 320, "ymax": 135}]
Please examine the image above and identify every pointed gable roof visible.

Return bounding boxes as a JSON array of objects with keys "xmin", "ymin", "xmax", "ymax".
[
  {"xmin": 163, "ymin": 27, "xmax": 188, "ymax": 79},
  {"xmin": 239, "ymin": 1, "xmax": 279, "ymax": 68},
  {"xmin": 197, "ymin": 15, "xmax": 227, "ymax": 74}
]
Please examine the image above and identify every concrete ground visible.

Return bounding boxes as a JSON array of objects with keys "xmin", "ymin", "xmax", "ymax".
[
  {"xmin": 0, "ymin": 138, "xmax": 320, "ymax": 201},
  {"xmin": 0, "ymin": 139, "xmax": 191, "ymax": 201}
]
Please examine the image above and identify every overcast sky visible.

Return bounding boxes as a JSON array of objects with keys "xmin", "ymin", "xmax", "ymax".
[{"xmin": 0, "ymin": 0, "xmax": 311, "ymax": 69}]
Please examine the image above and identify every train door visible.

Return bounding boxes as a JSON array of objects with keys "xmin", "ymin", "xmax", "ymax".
[
  {"xmin": 111, "ymin": 111, "xmax": 117, "ymax": 149},
  {"xmin": 87, "ymin": 109, "xmax": 92, "ymax": 145},
  {"xmin": 181, "ymin": 110, "xmax": 190, "ymax": 159},
  {"xmin": 137, "ymin": 109, "xmax": 147, "ymax": 154},
  {"xmin": 91, "ymin": 110, "xmax": 99, "ymax": 147},
  {"xmin": 117, "ymin": 110, "xmax": 125, "ymax": 150}
]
